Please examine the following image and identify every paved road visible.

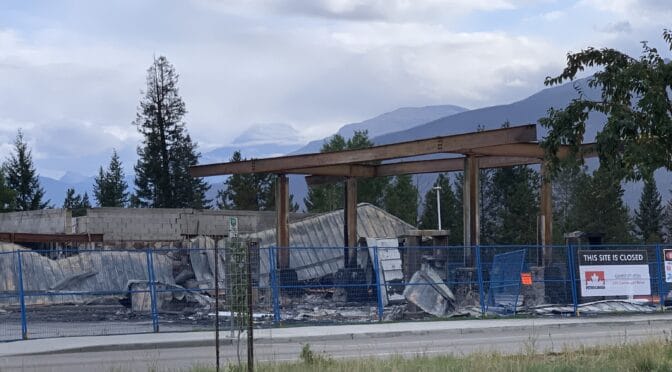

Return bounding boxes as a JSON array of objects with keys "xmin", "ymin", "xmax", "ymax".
[{"xmin": 1, "ymin": 320, "xmax": 667, "ymax": 371}]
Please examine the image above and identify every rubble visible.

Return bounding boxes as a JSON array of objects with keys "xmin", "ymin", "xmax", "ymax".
[{"xmin": 403, "ymin": 267, "xmax": 456, "ymax": 317}]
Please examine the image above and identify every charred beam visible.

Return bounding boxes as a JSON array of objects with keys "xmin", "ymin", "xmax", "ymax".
[{"xmin": 190, "ymin": 125, "xmax": 537, "ymax": 177}]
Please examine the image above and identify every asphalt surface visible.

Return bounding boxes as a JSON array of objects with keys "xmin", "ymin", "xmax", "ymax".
[{"xmin": 1, "ymin": 315, "xmax": 670, "ymax": 371}]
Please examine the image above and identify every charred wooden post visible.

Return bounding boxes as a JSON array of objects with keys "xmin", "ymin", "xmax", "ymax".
[
  {"xmin": 275, "ymin": 174, "xmax": 290, "ymax": 269},
  {"xmin": 463, "ymin": 156, "xmax": 480, "ymax": 266},
  {"xmin": 344, "ymin": 177, "xmax": 358, "ymax": 268}
]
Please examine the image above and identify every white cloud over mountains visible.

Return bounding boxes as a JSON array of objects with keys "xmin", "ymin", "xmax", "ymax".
[{"xmin": 0, "ymin": 0, "xmax": 668, "ymax": 179}]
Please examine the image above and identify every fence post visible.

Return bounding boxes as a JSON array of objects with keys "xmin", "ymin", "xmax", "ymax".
[
  {"xmin": 372, "ymin": 246, "xmax": 384, "ymax": 321},
  {"xmin": 566, "ymin": 243, "xmax": 579, "ymax": 317},
  {"xmin": 145, "ymin": 249, "xmax": 160, "ymax": 333},
  {"xmin": 269, "ymin": 246, "xmax": 280, "ymax": 323},
  {"xmin": 474, "ymin": 245, "xmax": 486, "ymax": 317},
  {"xmin": 656, "ymin": 244, "xmax": 666, "ymax": 312},
  {"xmin": 16, "ymin": 250, "xmax": 27, "ymax": 340}
]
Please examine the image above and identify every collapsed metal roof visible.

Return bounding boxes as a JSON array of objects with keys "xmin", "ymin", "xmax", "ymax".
[
  {"xmin": 249, "ymin": 203, "xmax": 415, "ymax": 284},
  {"xmin": 0, "ymin": 243, "xmax": 174, "ymax": 306}
]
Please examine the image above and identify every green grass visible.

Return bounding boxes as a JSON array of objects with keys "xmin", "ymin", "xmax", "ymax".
[{"xmin": 190, "ymin": 339, "xmax": 672, "ymax": 372}]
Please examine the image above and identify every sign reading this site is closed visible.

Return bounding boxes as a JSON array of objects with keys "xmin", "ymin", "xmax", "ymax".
[{"xmin": 578, "ymin": 250, "xmax": 651, "ymax": 297}]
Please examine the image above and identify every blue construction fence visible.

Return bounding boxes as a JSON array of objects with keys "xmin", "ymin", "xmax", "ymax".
[{"xmin": 1, "ymin": 244, "xmax": 671, "ymax": 342}]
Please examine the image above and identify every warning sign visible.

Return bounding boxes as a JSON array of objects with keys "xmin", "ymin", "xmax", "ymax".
[
  {"xmin": 664, "ymin": 249, "xmax": 672, "ymax": 283},
  {"xmin": 578, "ymin": 250, "xmax": 651, "ymax": 297}
]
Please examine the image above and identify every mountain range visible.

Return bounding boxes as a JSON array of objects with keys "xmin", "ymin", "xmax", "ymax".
[{"xmin": 40, "ymin": 78, "xmax": 669, "ymax": 210}]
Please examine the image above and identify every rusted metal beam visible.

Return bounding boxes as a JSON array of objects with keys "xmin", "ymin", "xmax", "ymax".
[
  {"xmin": 0, "ymin": 233, "xmax": 104, "ymax": 243},
  {"xmin": 276, "ymin": 174, "xmax": 290, "ymax": 269},
  {"xmin": 190, "ymin": 125, "xmax": 537, "ymax": 177}
]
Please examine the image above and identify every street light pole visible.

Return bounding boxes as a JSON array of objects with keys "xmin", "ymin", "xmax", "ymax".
[{"xmin": 433, "ymin": 186, "xmax": 442, "ymax": 230}]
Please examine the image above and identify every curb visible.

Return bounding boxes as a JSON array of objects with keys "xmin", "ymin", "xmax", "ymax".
[{"xmin": 6, "ymin": 315, "xmax": 672, "ymax": 357}]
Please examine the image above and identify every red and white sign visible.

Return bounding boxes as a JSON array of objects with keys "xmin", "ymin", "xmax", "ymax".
[
  {"xmin": 664, "ymin": 249, "xmax": 672, "ymax": 283},
  {"xmin": 578, "ymin": 250, "xmax": 651, "ymax": 297}
]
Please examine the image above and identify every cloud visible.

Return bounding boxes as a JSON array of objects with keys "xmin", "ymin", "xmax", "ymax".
[
  {"xmin": 200, "ymin": 0, "xmax": 518, "ymax": 21},
  {"xmin": 0, "ymin": 0, "xmax": 667, "ymax": 180},
  {"xmin": 599, "ymin": 21, "xmax": 632, "ymax": 34}
]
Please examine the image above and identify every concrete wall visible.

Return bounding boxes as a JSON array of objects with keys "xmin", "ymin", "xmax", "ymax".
[
  {"xmin": 0, "ymin": 209, "xmax": 70, "ymax": 234},
  {"xmin": 74, "ymin": 208, "xmax": 312, "ymax": 242}
]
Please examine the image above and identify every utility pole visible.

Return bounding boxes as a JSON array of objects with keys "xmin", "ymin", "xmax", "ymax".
[{"xmin": 433, "ymin": 186, "xmax": 442, "ymax": 230}]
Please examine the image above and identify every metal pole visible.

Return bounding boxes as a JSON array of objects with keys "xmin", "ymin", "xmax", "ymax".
[
  {"xmin": 372, "ymin": 246, "xmax": 384, "ymax": 321},
  {"xmin": 433, "ymin": 186, "xmax": 442, "ymax": 230},
  {"xmin": 475, "ymin": 245, "xmax": 485, "ymax": 317},
  {"xmin": 656, "ymin": 244, "xmax": 665, "ymax": 312},
  {"xmin": 16, "ymin": 251, "xmax": 27, "ymax": 340},
  {"xmin": 214, "ymin": 243, "xmax": 220, "ymax": 372},
  {"xmin": 146, "ymin": 250, "xmax": 159, "ymax": 333},
  {"xmin": 246, "ymin": 242, "xmax": 254, "ymax": 372}
]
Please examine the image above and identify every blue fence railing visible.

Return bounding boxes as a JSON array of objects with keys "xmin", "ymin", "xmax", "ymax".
[{"xmin": 1, "ymin": 243, "xmax": 670, "ymax": 342}]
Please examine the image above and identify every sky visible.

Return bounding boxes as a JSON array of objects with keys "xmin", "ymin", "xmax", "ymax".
[{"xmin": 0, "ymin": 0, "xmax": 670, "ymax": 179}]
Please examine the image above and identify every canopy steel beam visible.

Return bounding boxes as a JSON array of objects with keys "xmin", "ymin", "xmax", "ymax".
[{"xmin": 190, "ymin": 124, "xmax": 537, "ymax": 177}]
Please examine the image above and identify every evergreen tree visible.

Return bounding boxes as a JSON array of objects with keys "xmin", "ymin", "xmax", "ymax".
[
  {"xmin": 132, "ymin": 56, "xmax": 209, "ymax": 208},
  {"xmin": 4, "ymin": 130, "xmax": 49, "ymax": 210},
  {"xmin": 419, "ymin": 173, "xmax": 462, "ymax": 244},
  {"xmin": 348, "ymin": 131, "xmax": 388, "ymax": 206},
  {"xmin": 63, "ymin": 188, "xmax": 81, "ymax": 210},
  {"xmin": 634, "ymin": 176, "xmax": 663, "ymax": 243},
  {"xmin": 93, "ymin": 149, "xmax": 129, "ymax": 207},
  {"xmin": 551, "ymin": 163, "xmax": 586, "ymax": 243},
  {"xmin": 383, "ymin": 175, "xmax": 418, "ymax": 225},
  {"xmin": 487, "ymin": 166, "xmax": 539, "ymax": 244},
  {"xmin": 63, "ymin": 188, "xmax": 90, "ymax": 217},
  {"xmin": 0, "ymin": 169, "xmax": 15, "ymax": 212},
  {"xmin": 81, "ymin": 192, "xmax": 91, "ymax": 210},
  {"xmin": 217, "ymin": 151, "xmax": 274, "ymax": 210},
  {"xmin": 569, "ymin": 167, "xmax": 633, "ymax": 242},
  {"xmin": 304, "ymin": 130, "xmax": 389, "ymax": 212},
  {"xmin": 304, "ymin": 135, "xmax": 346, "ymax": 212}
]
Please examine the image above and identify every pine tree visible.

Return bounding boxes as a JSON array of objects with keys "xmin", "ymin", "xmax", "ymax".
[
  {"xmin": 63, "ymin": 188, "xmax": 81, "ymax": 210},
  {"xmin": 93, "ymin": 149, "xmax": 129, "ymax": 207},
  {"xmin": 570, "ymin": 167, "xmax": 633, "ymax": 243},
  {"xmin": 487, "ymin": 166, "xmax": 539, "ymax": 244},
  {"xmin": 551, "ymin": 163, "xmax": 586, "ymax": 243},
  {"xmin": 304, "ymin": 135, "xmax": 346, "ymax": 212},
  {"xmin": 383, "ymin": 175, "xmax": 418, "ymax": 225},
  {"xmin": 63, "ymin": 188, "xmax": 90, "ymax": 217},
  {"xmin": 634, "ymin": 176, "xmax": 663, "ymax": 243},
  {"xmin": 348, "ymin": 131, "xmax": 388, "ymax": 206},
  {"xmin": 4, "ymin": 130, "xmax": 49, "ymax": 211},
  {"xmin": 0, "ymin": 169, "xmax": 15, "ymax": 212},
  {"xmin": 217, "ymin": 151, "xmax": 274, "ymax": 210},
  {"xmin": 419, "ymin": 173, "xmax": 462, "ymax": 244},
  {"xmin": 304, "ymin": 130, "xmax": 389, "ymax": 212},
  {"xmin": 132, "ymin": 56, "xmax": 209, "ymax": 208}
]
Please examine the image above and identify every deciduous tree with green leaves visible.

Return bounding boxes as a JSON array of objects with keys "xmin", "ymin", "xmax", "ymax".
[
  {"xmin": 94, "ymin": 149, "xmax": 129, "ymax": 207},
  {"xmin": 3, "ymin": 130, "xmax": 49, "ymax": 211},
  {"xmin": 541, "ymin": 29, "xmax": 672, "ymax": 180}
]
